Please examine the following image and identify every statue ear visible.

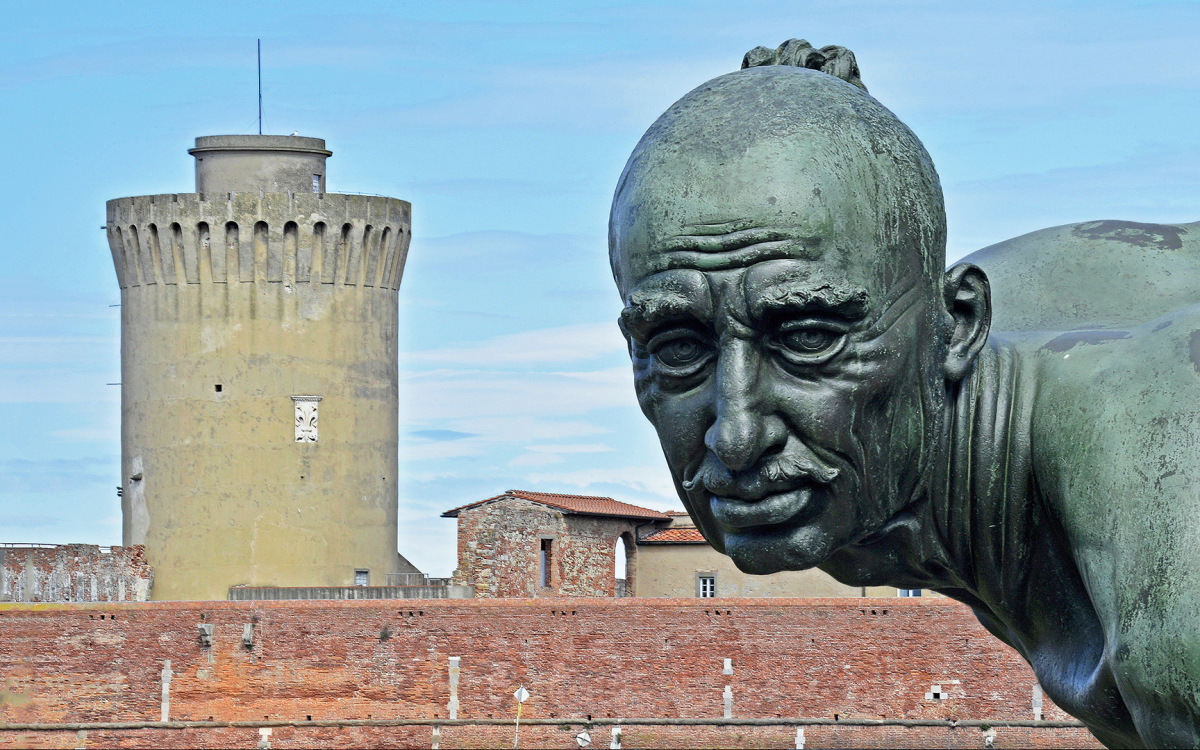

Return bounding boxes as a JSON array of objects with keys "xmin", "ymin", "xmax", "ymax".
[{"xmin": 942, "ymin": 263, "xmax": 992, "ymax": 381}]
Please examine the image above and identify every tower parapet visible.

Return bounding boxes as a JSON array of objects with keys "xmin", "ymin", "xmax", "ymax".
[
  {"xmin": 104, "ymin": 136, "xmax": 418, "ymax": 601},
  {"xmin": 106, "ymin": 192, "xmax": 409, "ymax": 294}
]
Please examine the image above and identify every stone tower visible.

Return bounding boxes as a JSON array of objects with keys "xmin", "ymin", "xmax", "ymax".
[{"xmin": 105, "ymin": 135, "xmax": 419, "ymax": 600}]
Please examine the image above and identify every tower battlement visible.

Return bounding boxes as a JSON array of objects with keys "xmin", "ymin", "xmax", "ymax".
[{"xmin": 106, "ymin": 193, "xmax": 410, "ymax": 292}]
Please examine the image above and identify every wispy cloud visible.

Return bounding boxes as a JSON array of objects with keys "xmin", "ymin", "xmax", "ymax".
[
  {"xmin": 415, "ymin": 417, "xmax": 610, "ymax": 441},
  {"xmin": 0, "ymin": 458, "xmax": 116, "ymax": 494},
  {"xmin": 50, "ymin": 427, "xmax": 119, "ymax": 442},
  {"xmin": 408, "ymin": 178, "xmax": 588, "ymax": 197},
  {"xmin": 510, "ymin": 442, "xmax": 616, "ymax": 466},
  {"xmin": 0, "ymin": 371, "xmax": 121, "ymax": 404},
  {"xmin": 404, "ymin": 440, "xmax": 488, "ymax": 462},
  {"xmin": 408, "ymin": 429, "xmax": 478, "ymax": 441},
  {"xmin": 509, "ymin": 452, "xmax": 565, "ymax": 467},
  {"xmin": 377, "ymin": 53, "xmax": 731, "ymax": 134},
  {"xmin": 524, "ymin": 443, "xmax": 614, "ymax": 454},
  {"xmin": 0, "ymin": 515, "xmax": 60, "ymax": 528},
  {"xmin": 407, "ymin": 323, "xmax": 625, "ymax": 366},
  {"xmin": 946, "ymin": 146, "xmax": 1200, "ymax": 261},
  {"xmin": 527, "ymin": 465, "xmax": 680, "ymax": 503},
  {"xmin": 400, "ymin": 366, "xmax": 634, "ymax": 421}
]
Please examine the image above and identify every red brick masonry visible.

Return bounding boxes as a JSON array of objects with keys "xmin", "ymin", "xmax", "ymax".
[{"xmin": 0, "ymin": 598, "xmax": 1102, "ymax": 749}]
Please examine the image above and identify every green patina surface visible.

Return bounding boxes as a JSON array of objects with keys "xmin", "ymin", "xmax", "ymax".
[{"xmin": 609, "ymin": 39, "xmax": 1200, "ymax": 748}]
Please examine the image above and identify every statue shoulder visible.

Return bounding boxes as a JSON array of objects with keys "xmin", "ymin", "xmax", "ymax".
[
  {"xmin": 1023, "ymin": 302, "xmax": 1200, "ymax": 485},
  {"xmin": 957, "ymin": 219, "xmax": 1200, "ymax": 332},
  {"xmin": 1017, "ymin": 304, "xmax": 1200, "ymax": 745}
]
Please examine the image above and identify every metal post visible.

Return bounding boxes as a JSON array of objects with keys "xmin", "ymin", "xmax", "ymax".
[{"xmin": 257, "ymin": 39, "xmax": 262, "ymax": 135}]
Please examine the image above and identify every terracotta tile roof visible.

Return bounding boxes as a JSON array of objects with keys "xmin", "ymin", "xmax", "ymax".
[
  {"xmin": 639, "ymin": 527, "xmax": 708, "ymax": 544},
  {"xmin": 665, "ymin": 510, "xmax": 691, "ymax": 516},
  {"xmin": 442, "ymin": 490, "xmax": 670, "ymax": 520}
]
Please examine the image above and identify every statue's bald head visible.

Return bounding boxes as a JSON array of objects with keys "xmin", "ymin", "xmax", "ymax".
[
  {"xmin": 609, "ymin": 65, "xmax": 946, "ymax": 298},
  {"xmin": 609, "ymin": 61, "xmax": 992, "ymax": 579}
]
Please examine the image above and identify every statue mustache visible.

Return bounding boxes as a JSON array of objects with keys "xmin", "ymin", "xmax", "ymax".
[{"xmin": 681, "ymin": 451, "xmax": 840, "ymax": 495}]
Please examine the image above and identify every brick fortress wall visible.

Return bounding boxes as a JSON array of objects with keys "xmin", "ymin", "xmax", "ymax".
[{"xmin": 0, "ymin": 598, "xmax": 1101, "ymax": 749}]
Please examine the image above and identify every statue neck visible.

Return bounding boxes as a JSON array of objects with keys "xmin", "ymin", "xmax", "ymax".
[
  {"xmin": 832, "ymin": 340, "xmax": 1041, "ymax": 603},
  {"xmin": 935, "ymin": 338, "xmax": 1040, "ymax": 603},
  {"xmin": 861, "ymin": 341, "xmax": 1133, "ymax": 738}
]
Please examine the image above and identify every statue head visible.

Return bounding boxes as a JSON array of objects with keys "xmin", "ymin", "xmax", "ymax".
[{"xmin": 610, "ymin": 61, "xmax": 991, "ymax": 577}]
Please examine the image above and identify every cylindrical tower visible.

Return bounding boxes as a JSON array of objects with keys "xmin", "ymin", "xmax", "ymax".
[{"xmin": 105, "ymin": 135, "xmax": 415, "ymax": 600}]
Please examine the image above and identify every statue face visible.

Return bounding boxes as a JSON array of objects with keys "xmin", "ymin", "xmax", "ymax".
[{"xmin": 613, "ymin": 138, "xmax": 946, "ymax": 576}]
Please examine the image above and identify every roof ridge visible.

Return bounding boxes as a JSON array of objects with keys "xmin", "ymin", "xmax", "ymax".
[
  {"xmin": 443, "ymin": 489, "xmax": 670, "ymax": 519},
  {"xmin": 509, "ymin": 489, "xmax": 615, "ymax": 499}
]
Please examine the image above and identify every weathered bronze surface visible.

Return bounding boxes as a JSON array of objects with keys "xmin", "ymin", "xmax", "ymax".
[{"xmin": 609, "ymin": 40, "xmax": 1200, "ymax": 748}]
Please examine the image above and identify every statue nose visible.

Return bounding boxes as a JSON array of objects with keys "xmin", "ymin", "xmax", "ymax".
[
  {"xmin": 704, "ymin": 343, "xmax": 784, "ymax": 473},
  {"xmin": 706, "ymin": 405, "xmax": 763, "ymax": 472}
]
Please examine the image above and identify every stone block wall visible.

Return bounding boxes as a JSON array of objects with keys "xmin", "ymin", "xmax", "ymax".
[
  {"xmin": 0, "ymin": 545, "xmax": 152, "ymax": 602},
  {"xmin": 452, "ymin": 499, "xmax": 638, "ymax": 597},
  {"xmin": 0, "ymin": 598, "xmax": 1102, "ymax": 748}
]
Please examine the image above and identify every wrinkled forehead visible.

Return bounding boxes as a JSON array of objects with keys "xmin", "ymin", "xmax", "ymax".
[{"xmin": 611, "ymin": 136, "xmax": 893, "ymax": 298}]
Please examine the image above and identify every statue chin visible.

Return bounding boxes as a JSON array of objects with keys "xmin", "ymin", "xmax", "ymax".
[{"xmin": 723, "ymin": 523, "xmax": 835, "ymax": 575}]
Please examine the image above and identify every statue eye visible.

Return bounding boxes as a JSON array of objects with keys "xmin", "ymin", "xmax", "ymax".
[
  {"xmin": 651, "ymin": 333, "xmax": 712, "ymax": 371},
  {"xmin": 771, "ymin": 324, "xmax": 845, "ymax": 365},
  {"xmin": 781, "ymin": 328, "xmax": 836, "ymax": 353}
]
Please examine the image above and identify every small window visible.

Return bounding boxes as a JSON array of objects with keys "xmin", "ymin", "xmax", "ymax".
[
  {"xmin": 214, "ymin": 384, "xmax": 222, "ymax": 393},
  {"xmin": 354, "ymin": 569, "xmax": 369, "ymax": 587},
  {"xmin": 312, "ymin": 174, "xmax": 321, "ymax": 193},
  {"xmin": 697, "ymin": 574, "xmax": 716, "ymax": 598},
  {"xmin": 898, "ymin": 589, "xmax": 922, "ymax": 597},
  {"xmin": 540, "ymin": 539, "xmax": 553, "ymax": 588}
]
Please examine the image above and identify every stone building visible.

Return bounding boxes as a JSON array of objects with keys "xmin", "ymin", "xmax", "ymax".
[
  {"xmin": 443, "ymin": 490, "xmax": 667, "ymax": 597},
  {"xmin": 446, "ymin": 491, "xmax": 921, "ymax": 598},
  {"xmin": 105, "ymin": 135, "xmax": 420, "ymax": 600},
  {"xmin": 637, "ymin": 512, "xmax": 898, "ymax": 598}
]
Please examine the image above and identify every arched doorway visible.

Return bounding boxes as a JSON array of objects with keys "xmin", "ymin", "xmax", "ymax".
[{"xmin": 615, "ymin": 532, "xmax": 636, "ymax": 597}]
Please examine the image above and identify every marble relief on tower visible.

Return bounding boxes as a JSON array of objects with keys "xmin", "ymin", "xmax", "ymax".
[{"xmin": 292, "ymin": 395, "xmax": 322, "ymax": 443}]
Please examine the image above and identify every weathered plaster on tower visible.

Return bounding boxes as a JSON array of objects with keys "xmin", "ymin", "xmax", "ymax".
[{"xmin": 106, "ymin": 135, "xmax": 419, "ymax": 600}]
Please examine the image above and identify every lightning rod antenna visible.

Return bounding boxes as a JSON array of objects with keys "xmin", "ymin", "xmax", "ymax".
[{"xmin": 257, "ymin": 39, "xmax": 263, "ymax": 135}]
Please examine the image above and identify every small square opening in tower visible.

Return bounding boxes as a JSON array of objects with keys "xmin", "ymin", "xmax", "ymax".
[
  {"xmin": 354, "ymin": 569, "xmax": 369, "ymax": 587},
  {"xmin": 214, "ymin": 384, "xmax": 222, "ymax": 393}
]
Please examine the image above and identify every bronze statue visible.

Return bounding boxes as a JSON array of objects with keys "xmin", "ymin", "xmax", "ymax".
[{"xmin": 609, "ymin": 39, "xmax": 1200, "ymax": 748}]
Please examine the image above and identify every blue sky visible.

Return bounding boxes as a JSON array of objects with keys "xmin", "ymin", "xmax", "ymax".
[{"xmin": 2, "ymin": 1, "xmax": 1198, "ymax": 576}]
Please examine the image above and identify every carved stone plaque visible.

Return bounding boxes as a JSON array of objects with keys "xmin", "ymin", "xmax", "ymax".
[{"xmin": 291, "ymin": 395, "xmax": 323, "ymax": 442}]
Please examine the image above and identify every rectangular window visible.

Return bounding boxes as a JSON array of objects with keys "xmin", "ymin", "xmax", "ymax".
[
  {"xmin": 312, "ymin": 174, "xmax": 321, "ymax": 193},
  {"xmin": 540, "ymin": 539, "xmax": 553, "ymax": 588},
  {"xmin": 354, "ymin": 569, "xmax": 369, "ymax": 587},
  {"xmin": 897, "ymin": 589, "xmax": 922, "ymax": 597},
  {"xmin": 697, "ymin": 573, "xmax": 716, "ymax": 598}
]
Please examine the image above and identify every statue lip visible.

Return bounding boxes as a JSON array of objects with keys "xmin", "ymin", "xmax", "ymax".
[{"xmin": 709, "ymin": 487, "xmax": 815, "ymax": 529}]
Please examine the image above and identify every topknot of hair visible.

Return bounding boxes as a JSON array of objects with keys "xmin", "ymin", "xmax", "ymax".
[{"xmin": 742, "ymin": 39, "xmax": 867, "ymax": 92}]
